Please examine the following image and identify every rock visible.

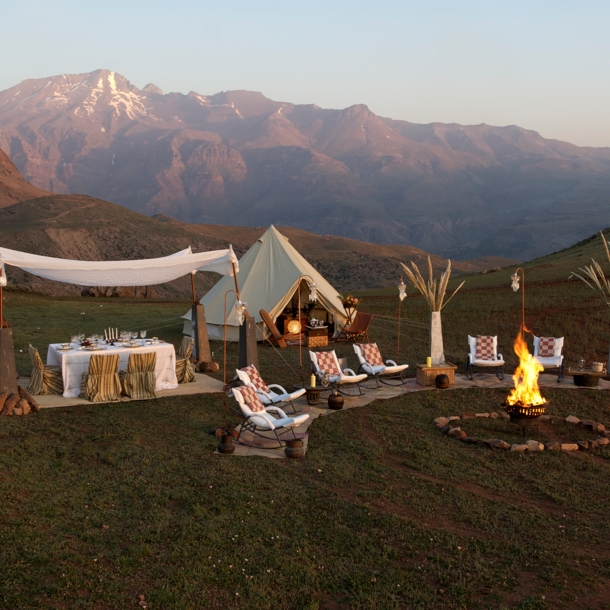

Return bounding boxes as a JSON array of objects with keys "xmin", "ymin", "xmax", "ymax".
[
  {"xmin": 566, "ymin": 416, "xmax": 580, "ymax": 424},
  {"xmin": 448, "ymin": 416, "xmax": 461, "ymax": 421},
  {"xmin": 460, "ymin": 413, "xmax": 475, "ymax": 420},
  {"xmin": 16, "ymin": 399, "xmax": 30, "ymax": 415},
  {"xmin": 460, "ymin": 436, "xmax": 478, "ymax": 444},
  {"xmin": 589, "ymin": 440, "xmax": 599, "ymax": 449},
  {"xmin": 448, "ymin": 427, "xmax": 463, "ymax": 437},
  {"xmin": 2, "ymin": 393, "xmax": 20, "ymax": 416},
  {"xmin": 594, "ymin": 424, "xmax": 605, "ymax": 434},
  {"xmin": 433, "ymin": 417, "xmax": 450, "ymax": 428},
  {"xmin": 476, "ymin": 439, "xmax": 491, "ymax": 448},
  {"xmin": 561, "ymin": 443, "xmax": 579, "ymax": 451},
  {"xmin": 604, "ymin": 430, "xmax": 610, "ymax": 439},
  {"xmin": 487, "ymin": 439, "xmax": 510, "ymax": 449},
  {"xmin": 452, "ymin": 430, "xmax": 467, "ymax": 440},
  {"xmin": 538, "ymin": 415, "xmax": 551, "ymax": 422},
  {"xmin": 440, "ymin": 425, "xmax": 451, "ymax": 434},
  {"xmin": 581, "ymin": 419, "xmax": 596, "ymax": 429},
  {"xmin": 490, "ymin": 412, "xmax": 499, "ymax": 419},
  {"xmin": 596, "ymin": 437, "xmax": 610, "ymax": 446},
  {"xmin": 500, "ymin": 411, "xmax": 510, "ymax": 420},
  {"xmin": 13, "ymin": 407, "xmax": 22, "ymax": 416},
  {"xmin": 526, "ymin": 440, "xmax": 544, "ymax": 452},
  {"xmin": 545, "ymin": 442, "xmax": 561, "ymax": 450},
  {"xmin": 576, "ymin": 441, "xmax": 589, "ymax": 450},
  {"xmin": 475, "ymin": 413, "xmax": 490, "ymax": 418},
  {"xmin": 511, "ymin": 444, "xmax": 528, "ymax": 452}
]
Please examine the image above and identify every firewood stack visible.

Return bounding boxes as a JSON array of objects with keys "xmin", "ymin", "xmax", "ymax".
[{"xmin": 0, "ymin": 387, "xmax": 41, "ymax": 416}]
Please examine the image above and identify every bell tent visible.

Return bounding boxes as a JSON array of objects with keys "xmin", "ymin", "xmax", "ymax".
[{"xmin": 182, "ymin": 225, "xmax": 348, "ymax": 342}]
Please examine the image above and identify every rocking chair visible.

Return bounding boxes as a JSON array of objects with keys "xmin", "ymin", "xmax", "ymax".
[
  {"xmin": 465, "ymin": 335, "xmax": 505, "ymax": 380},
  {"xmin": 353, "ymin": 343, "xmax": 409, "ymax": 387},
  {"xmin": 236, "ymin": 364, "xmax": 305, "ymax": 413}
]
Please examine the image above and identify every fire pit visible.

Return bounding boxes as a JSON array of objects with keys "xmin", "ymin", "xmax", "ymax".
[{"xmin": 503, "ymin": 329, "xmax": 547, "ymax": 424}]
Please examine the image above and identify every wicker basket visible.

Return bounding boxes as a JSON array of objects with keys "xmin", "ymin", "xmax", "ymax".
[{"xmin": 307, "ymin": 335, "xmax": 328, "ymax": 348}]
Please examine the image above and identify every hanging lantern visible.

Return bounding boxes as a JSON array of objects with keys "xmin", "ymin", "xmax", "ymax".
[
  {"xmin": 308, "ymin": 281, "xmax": 318, "ymax": 302},
  {"xmin": 511, "ymin": 272, "xmax": 520, "ymax": 292},
  {"xmin": 233, "ymin": 300, "xmax": 247, "ymax": 325},
  {"xmin": 398, "ymin": 276, "xmax": 407, "ymax": 302}
]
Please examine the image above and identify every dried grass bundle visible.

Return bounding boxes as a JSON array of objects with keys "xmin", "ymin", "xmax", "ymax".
[
  {"xmin": 400, "ymin": 257, "xmax": 465, "ymax": 312},
  {"xmin": 571, "ymin": 232, "xmax": 610, "ymax": 307}
]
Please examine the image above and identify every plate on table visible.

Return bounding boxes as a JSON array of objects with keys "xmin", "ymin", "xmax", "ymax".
[
  {"xmin": 56, "ymin": 347, "xmax": 73, "ymax": 352},
  {"xmin": 81, "ymin": 346, "xmax": 106, "ymax": 351},
  {"xmin": 124, "ymin": 344, "xmax": 142, "ymax": 348}
]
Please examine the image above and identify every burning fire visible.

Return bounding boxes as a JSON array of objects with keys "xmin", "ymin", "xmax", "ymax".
[{"xmin": 506, "ymin": 328, "xmax": 546, "ymax": 407}]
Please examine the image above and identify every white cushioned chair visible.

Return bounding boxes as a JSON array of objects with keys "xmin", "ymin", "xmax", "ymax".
[
  {"xmin": 353, "ymin": 343, "xmax": 409, "ymax": 386},
  {"xmin": 232, "ymin": 386, "xmax": 309, "ymax": 447},
  {"xmin": 466, "ymin": 335, "xmax": 505, "ymax": 380},
  {"xmin": 309, "ymin": 350, "xmax": 367, "ymax": 395},
  {"xmin": 236, "ymin": 364, "xmax": 305, "ymax": 413},
  {"xmin": 533, "ymin": 336, "xmax": 564, "ymax": 382}
]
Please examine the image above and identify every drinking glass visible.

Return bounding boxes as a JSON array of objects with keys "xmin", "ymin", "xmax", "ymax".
[
  {"xmin": 140, "ymin": 330, "xmax": 147, "ymax": 339},
  {"xmin": 131, "ymin": 331, "xmax": 138, "ymax": 341},
  {"xmin": 320, "ymin": 371, "xmax": 330, "ymax": 387}
]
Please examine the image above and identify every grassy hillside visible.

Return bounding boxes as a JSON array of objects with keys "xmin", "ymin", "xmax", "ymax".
[{"xmin": 0, "ymin": 194, "xmax": 514, "ymax": 298}]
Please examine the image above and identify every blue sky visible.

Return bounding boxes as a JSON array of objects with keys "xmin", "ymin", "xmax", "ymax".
[{"xmin": 3, "ymin": 0, "xmax": 609, "ymax": 146}]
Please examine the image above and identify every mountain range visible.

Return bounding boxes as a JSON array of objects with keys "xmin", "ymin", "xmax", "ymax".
[
  {"xmin": 0, "ymin": 148, "xmax": 513, "ymax": 298},
  {"xmin": 1, "ymin": 69, "xmax": 610, "ymax": 260}
]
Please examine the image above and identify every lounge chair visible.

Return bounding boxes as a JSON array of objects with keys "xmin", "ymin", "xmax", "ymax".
[
  {"xmin": 465, "ymin": 335, "xmax": 505, "ymax": 380},
  {"xmin": 341, "ymin": 312, "xmax": 373, "ymax": 343},
  {"xmin": 259, "ymin": 309, "xmax": 296, "ymax": 348},
  {"xmin": 533, "ymin": 336, "xmax": 565, "ymax": 382},
  {"xmin": 28, "ymin": 345, "xmax": 63, "ymax": 395},
  {"xmin": 232, "ymin": 386, "xmax": 309, "ymax": 447},
  {"xmin": 353, "ymin": 343, "xmax": 409, "ymax": 386},
  {"xmin": 176, "ymin": 336, "xmax": 196, "ymax": 383},
  {"xmin": 309, "ymin": 349, "xmax": 367, "ymax": 395},
  {"xmin": 236, "ymin": 364, "xmax": 305, "ymax": 413}
]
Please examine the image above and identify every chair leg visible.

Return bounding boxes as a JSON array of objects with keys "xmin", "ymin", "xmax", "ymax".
[
  {"xmin": 497, "ymin": 366, "xmax": 504, "ymax": 381},
  {"xmin": 466, "ymin": 362, "xmax": 473, "ymax": 380},
  {"xmin": 558, "ymin": 364, "xmax": 564, "ymax": 383}
]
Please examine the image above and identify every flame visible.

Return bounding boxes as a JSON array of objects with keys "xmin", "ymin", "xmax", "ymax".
[{"xmin": 506, "ymin": 328, "xmax": 546, "ymax": 406}]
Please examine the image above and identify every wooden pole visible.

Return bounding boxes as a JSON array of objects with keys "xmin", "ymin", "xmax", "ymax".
[
  {"xmin": 397, "ymin": 296, "xmax": 401, "ymax": 358},
  {"xmin": 191, "ymin": 273, "xmax": 197, "ymax": 304}
]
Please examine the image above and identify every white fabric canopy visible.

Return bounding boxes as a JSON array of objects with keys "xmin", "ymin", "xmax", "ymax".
[{"xmin": 0, "ymin": 246, "xmax": 238, "ymax": 287}]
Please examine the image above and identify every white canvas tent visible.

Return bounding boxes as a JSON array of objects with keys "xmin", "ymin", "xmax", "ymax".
[{"xmin": 182, "ymin": 225, "xmax": 348, "ymax": 342}]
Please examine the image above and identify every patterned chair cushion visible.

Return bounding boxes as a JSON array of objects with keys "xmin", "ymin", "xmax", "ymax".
[
  {"xmin": 538, "ymin": 337, "xmax": 556, "ymax": 358},
  {"xmin": 475, "ymin": 336, "xmax": 496, "ymax": 361},
  {"xmin": 241, "ymin": 365, "xmax": 269, "ymax": 393},
  {"xmin": 358, "ymin": 343, "xmax": 384, "ymax": 367},
  {"xmin": 316, "ymin": 351, "xmax": 341, "ymax": 376},
  {"xmin": 239, "ymin": 386, "xmax": 265, "ymax": 413}
]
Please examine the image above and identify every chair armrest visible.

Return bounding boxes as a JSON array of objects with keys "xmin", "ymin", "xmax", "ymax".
[
  {"xmin": 254, "ymin": 388, "xmax": 274, "ymax": 401},
  {"xmin": 497, "ymin": 353, "xmax": 504, "ymax": 361},
  {"xmin": 265, "ymin": 405, "xmax": 288, "ymax": 419},
  {"xmin": 342, "ymin": 368, "xmax": 357, "ymax": 376},
  {"xmin": 468, "ymin": 354, "xmax": 474, "ymax": 364},
  {"xmin": 254, "ymin": 412, "xmax": 278, "ymax": 429},
  {"xmin": 267, "ymin": 383, "xmax": 287, "ymax": 394},
  {"xmin": 386, "ymin": 360, "xmax": 397, "ymax": 366}
]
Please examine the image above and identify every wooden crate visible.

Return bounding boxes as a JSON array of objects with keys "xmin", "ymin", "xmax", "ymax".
[{"xmin": 416, "ymin": 363, "xmax": 457, "ymax": 387}]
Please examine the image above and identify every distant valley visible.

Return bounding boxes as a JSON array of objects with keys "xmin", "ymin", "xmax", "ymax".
[{"xmin": 1, "ymin": 69, "xmax": 610, "ymax": 260}]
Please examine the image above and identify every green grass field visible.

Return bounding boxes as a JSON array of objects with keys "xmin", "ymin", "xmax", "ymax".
[{"xmin": 3, "ymin": 232, "xmax": 610, "ymax": 609}]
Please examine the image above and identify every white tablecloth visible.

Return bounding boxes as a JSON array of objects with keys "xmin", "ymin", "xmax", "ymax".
[{"xmin": 47, "ymin": 343, "xmax": 179, "ymax": 398}]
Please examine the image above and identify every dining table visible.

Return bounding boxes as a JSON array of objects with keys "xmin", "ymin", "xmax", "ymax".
[{"xmin": 46, "ymin": 341, "xmax": 179, "ymax": 398}]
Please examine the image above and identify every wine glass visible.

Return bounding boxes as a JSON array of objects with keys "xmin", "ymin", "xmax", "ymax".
[
  {"xmin": 140, "ymin": 330, "xmax": 147, "ymax": 339},
  {"xmin": 320, "ymin": 371, "xmax": 330, "ymax": 388}
]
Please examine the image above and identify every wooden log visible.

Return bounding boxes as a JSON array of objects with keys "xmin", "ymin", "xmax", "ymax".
[
  {"xmin": 18, "ymin": 386, "xmax": 40, "ymax": 412},
  {"xmin": 2, "ymin": 393, "xmax": 20, "ymax": 415},
  {"xmin": 0, "ymin": 391, "xmax": 7, "ymax": 412}
]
